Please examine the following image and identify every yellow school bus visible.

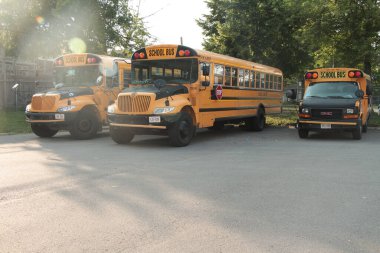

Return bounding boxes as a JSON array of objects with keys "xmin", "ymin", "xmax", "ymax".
[
  {"xmin": 291, "ymin": 68, "xmax": 372, "ymax": 139},
  {"xmin": 25, "ymin": 53, "xmax": 131, "ymax": 139},
  {"xmin": 107, "ymin": 44, "xmax": 283, "ymax": 146}
]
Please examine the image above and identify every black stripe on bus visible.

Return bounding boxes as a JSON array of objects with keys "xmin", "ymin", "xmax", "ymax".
[
  {"xmin": 218, "ymin": 86, "xmax": 282, "ymax": 91},
  {"xmin": 199, "ymin": 106, "xmax": 259, "ymax": 112},
  {"xmin": 217, "ymin": 96, "xmax": 280, "ymax": 101}
]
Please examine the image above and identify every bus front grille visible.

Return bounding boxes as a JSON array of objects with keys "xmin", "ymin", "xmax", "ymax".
[
  {"xmin": 31, "ymin": 95, "xmax": 57, "ymax": 110},
  {"xmin": 118, "ymin": 95, "xmax": 152, "ymax": 113},
  {"xmin": 311, "ymin": 109, "xmax": 343, "ymax": 119}
]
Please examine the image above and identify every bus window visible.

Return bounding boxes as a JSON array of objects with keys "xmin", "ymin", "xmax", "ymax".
[
  {"xmin": 232, "ymin": 68, "xmax": 238, "ymax": 86},
  {"xmin": 250, "ymin": 71, "xmax": 255, "ymax": 88},
  {"xmin": 152, "ymin": 67, "xmax": 163, "ymax": 77},
  {"xmin": 265, "ymin": 74, "xmax": 270, "ymax": 89},
  {"xmin": 238, "ymin": 69, "xmax": 244, "ymax": 86},
  {"xmin": 123, "ymin": 69, "xmax": 131, "ymax": 87},
  {"xmin": 244, "ymin": 70, "xmax": 250, "ymax": 87},
  {"xmin": 270, "ymin": 75, "xmax": 274, "ymax": 89},
  {"xmin": 260, "ymin": 73, "xmax": 265, "ymax": 88},
  {"xmin": 255, "ymin": 72, "xmax": 260, "ymax": 88},
  {"xmin": 225, "ymin": 66, "xmax": 231, "ymax": 86},
  {"xmin": 174, "ymin": 69, "xmax": 181, "ymax": 78},
  {"xmin": 165, "ymin": 68, "xmax": 173, "ymax": 77},
  {"xmin": 214, "ymin": 64, "xmax": 224, "ymax": 85},
  {"xmin": 133, "ymin": 67, "xmax": 149, "ymax": 81},
  {"xmin": 278, "ymin": 76, "xmax": 283, "ymax": 90}
]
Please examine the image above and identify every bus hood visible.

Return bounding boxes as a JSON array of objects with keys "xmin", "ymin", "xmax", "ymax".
[
  {"xmin": 41, "ymin": 87, "xmax": 94, "ymax": 100},
  {"xmin": 302, "ymin": 98, "xmax": 358, "ymax": 109},
  {"xmin": 122, "ymin": 85, "xmax": 188, "ymax": 100}
]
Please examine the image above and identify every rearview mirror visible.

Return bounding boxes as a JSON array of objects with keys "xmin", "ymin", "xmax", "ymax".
[
  {"xmin": 201, "ymin": 64, "xmax": 210, "ymax": 76},
  {"xmin": 355, "ymin": 90, "xmax": 364, "ymax": 98},
  {"xmin": 286, "ymin": 89, "xmax": 297, "ymax": 99},
  {"xmin": 96, "ymin": 76, "xmax": 103, "ymax": 85}
]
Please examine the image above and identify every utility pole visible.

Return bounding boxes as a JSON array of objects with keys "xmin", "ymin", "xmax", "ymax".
[{"xmin": 0, "ymin": 46, "xmax": 5, "ymax": 110}]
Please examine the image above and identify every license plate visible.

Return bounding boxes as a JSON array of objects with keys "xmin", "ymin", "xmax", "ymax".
[
  {"xmin": 149, "ymin": 116, "xmax": 161, "ymax": 123},
  {"xmin": 55, "ymin": 114, "xmax": 65, "ymax": 120},
  {"xmin": 321, "ymin": 124, "xmax": 331, "ymax": 129}
]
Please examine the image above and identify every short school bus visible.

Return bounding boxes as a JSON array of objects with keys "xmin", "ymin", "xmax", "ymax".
[
  {"xmin": 25, "ymin": 53, "xmax": 131, "ymax": 139},
  {"xmin": 107, "ymin": 44, "xmax": 283, "ymax": 146},
  {"xmin": 289, "ymin": 68, "xmax": 372, "ymax": 140}
]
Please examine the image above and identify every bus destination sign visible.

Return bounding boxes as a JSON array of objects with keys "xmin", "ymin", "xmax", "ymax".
[
  {"xmin": 147, "ymin": 47, "xmax": 177, "ymax": 59},
  {"xmin": 63, "ymin": 55, "xmax": 87, "ymax": 66},
  {"xmin": 320, "ymin": 71, "xmax": 346, "ymax": 79}
]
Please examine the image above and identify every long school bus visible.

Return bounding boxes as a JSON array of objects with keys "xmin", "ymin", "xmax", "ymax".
[
  {"xmin": 107, "ymin": 44, "xmax": 283, "ymax": 146},
  {"xmin": 291, "ymin": 68, "xmax": 372, "ymax": 139},
  {"xmin": 25, "ymin": 53, "xmax": 131, "ymax": 139}
]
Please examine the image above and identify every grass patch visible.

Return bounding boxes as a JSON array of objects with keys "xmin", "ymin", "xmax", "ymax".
[
  {"xmin": 369, "ymin": 110, "xmax": 380, "ymax": 127},
  {"xmin": 267, "ymin": 112, "xmax": 298, "ymax": 127},
  {"xmin": 0, "ymin": 110, "xmax": 31, "ymax": 134}
]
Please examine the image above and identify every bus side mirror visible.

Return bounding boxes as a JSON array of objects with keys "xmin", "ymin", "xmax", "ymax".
[
  {"xmin": 355, "ymin": 90, "xmax": 364, "ymax": 98},
  {"xmin": 202, "ymin": 65, "xmax": 210, "ymax": 76},
  {"xmin": 202, "ymin": 81, "xmax": 210, "ymax": 87},
  {"xmin": 286, "ymin": 89, "xmax": 297, "ymax": 99},
  {"xmin": 366, "ymin": 84, "xmax": 373, "ymax": 96},
  {"xmin": 96, "ymin": 76, "xmax": 103, "ymax": 85}
]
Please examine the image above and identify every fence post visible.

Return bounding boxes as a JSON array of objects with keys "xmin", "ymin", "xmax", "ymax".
[{"xmin": 0, "ymin": 47, "xmax": 6, "ymax": 110}]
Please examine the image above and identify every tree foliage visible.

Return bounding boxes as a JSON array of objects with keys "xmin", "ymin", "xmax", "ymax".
[
  {"xmin": 0, "ymin": 0, "xmax": 153, "ymax": 58},
  {"xmin": 198, "ymin": 0, "xmax": 380, "ymax": 79}
]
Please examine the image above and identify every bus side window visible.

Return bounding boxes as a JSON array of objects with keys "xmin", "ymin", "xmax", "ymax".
[
  {"xmin": 255, "ymin": 72, "xmax": 261, "ymax": 89},
  {"xmin": 238, "ymin": 69, "xmax": 244, "ymax": 87},
  {"xmin": 250, "ymin": 71, "xmax": 255, "ymax": 88},
  {"xmin": 214, "ymin": 64, "xmax": 224, "ymax": 85},
  {"xmin": 123, "ymin": 69, "xmax": 131, "ymax": 87},
  {"xmin": 260, "ymin": 73, "xmax": 265, "ymax": 89},
  {"xmin": 244, "ymin": 70, "xmax": 250, "ymax": 87},
  {"xmin": 270, "ymin": 75, "xmax": 274, "ymax": 90},
  {"xmin": 265, "ymin": 74, "xmax": 270, "ymax": 89},
  {"xmin": 225, "ymin": 66, "xmax": 231, "ymax": 86},
  {"xmin": 232, "ymin": 68, "xmax": 238, "ymax": 86}
]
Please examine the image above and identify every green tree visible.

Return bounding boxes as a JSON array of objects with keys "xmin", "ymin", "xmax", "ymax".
[
  {"xmin": 0, "ymin": 0, "xmax": 153, "ymax": 58},
  {"xmin": 197, "ymin": 0, "xmax": 312, "ymax": 78}
]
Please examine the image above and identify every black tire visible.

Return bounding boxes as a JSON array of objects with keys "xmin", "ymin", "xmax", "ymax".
[
  {"xmin": 362, "ymin": 119, "xmax": 368, "ymax": 133},
  {"xmin": 31, "ymin": 124, "xmax": 58, "ymax": 138},
  {"xmin": 352, "ymin": 124, "xmax": 362, "ymax": 140},
  {"xmin": 245, "ymin": 108, "xmax": 265, "ymax": 131},
  {"xmin": 168, "ymin": 112, "xmax": 195, "ymax": 147},
  {"xmin": 110, "ymin": 126, "xmax": 134, "ymax": 144},
  {"xmin": 298, "ymin": 129, "xmax": 309, "ymax": 139},
  {"xmin": 69, "ymin": 108, "xmax": 99, "ymax": 140}
]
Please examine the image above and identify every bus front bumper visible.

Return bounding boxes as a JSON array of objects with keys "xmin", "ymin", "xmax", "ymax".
[
  {"xmin": 297, "ymin": 119, "xmax": 360, "ymax": 131},
  {"xmin": 108, "ymin": 113, "xmax": 181, "ymax": 130},
  {"xmin": 25, "ymin": 111, "xmax": 79, "ymax": 125}
]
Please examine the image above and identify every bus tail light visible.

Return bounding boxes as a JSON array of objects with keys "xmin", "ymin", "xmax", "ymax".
[
  {"xmin": 87, "ymin": 57, "xmax": 98, "ymax": 64},
  {"xmin": 178, "ymin": 50, "xmax": 191, "ymax": 57},
  {"xmin": 348, "ymin": 70, "xmax": 363, "ymax": 78},
  {"xmin": 305, "ymin": 72, "xmax": 318, "ymax": 79},
  {"xmin": 132, "ymin": 50, "xmax": 147, "ymax": 60}
]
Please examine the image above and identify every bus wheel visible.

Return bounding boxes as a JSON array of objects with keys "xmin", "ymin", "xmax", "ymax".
[
  {"xmin": 352, "ymin": 124, "xmax": 362, "ymax": 140},
  {"xmin": 362, "ymin": 120, "xmax": 368, "ymax": 133},
  {"xmin": 31, "ymin": 124, "xmax": 58, "ymax": 138},
  {"xmin": 298, "ymin": 129, "xmax": 309, "ymax": 138},
  {"xmin": 246, "ymin": 109, "xmax": 265, "ymax": 131},
  {"xmin": 110, "ymin": 126, "xmax": 134, "ymax": 144},
  {"xmin": 69, "ymin": 108, "xmax": 99, "ymax": 140},
  {"xmin": 168, "ymin": 112, "xmax": 195, "ymax": 147}
]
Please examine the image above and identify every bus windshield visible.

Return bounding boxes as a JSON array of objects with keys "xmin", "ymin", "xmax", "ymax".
[
  {"xmin": 304, "ymin": 82, "xmax": 359, "ymax": 99},
  {"xmin": 132, "ymin": 59, "xmax": 198, "ymax": 85},
  {"xmin": 54, "ymin": 65, "xmax": 101, "ymax": 87}
]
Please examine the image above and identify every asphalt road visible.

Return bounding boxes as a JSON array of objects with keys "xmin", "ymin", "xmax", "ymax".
[{"xmin": 1, "ymin": 127, "xmax": 380, "ymax": 253}]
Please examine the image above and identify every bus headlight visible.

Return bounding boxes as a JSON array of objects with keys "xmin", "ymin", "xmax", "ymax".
[
  {"xmin": 57, "ymin": 105, "xmax": 76, "ymax": 112},
  {"xmin": 301, "ymin": 108, "xmax": 310, "ymax": 114},
  {"xmin": 25, "ymin": 104, "xmax": 31, "ymax": 113},
  {"xmin": 107, "ymin": 104, "xmax": 115, "ymax": 113},
  {"xmin": 346, "ymin": 108, "xmax": 354, "ymax": 114},
  {"xmin": 154, "ymin": 107, "xmax": 175, "ymax": 114}
]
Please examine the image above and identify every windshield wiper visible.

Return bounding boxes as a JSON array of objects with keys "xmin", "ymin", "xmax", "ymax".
[
  {"xmin": 326, "ymin": 95, "xmax": 346, "ymax": 99},
  {"xmin": 306, "ymin": 95, "xmax": 324, "ymax": 98}
]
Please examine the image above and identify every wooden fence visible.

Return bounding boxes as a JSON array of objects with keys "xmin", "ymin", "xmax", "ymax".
[{"xmin": 0, "ymin": 48, "xmax": 53, "ymax": 110}]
